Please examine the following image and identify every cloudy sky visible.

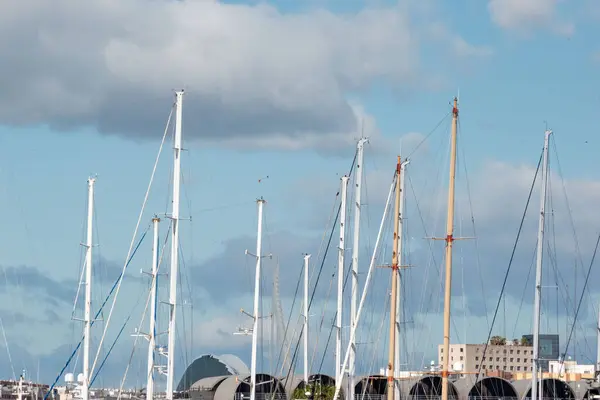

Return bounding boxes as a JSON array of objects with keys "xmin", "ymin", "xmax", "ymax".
[{"xmin": 0, "ymin": 0, "xmax": 599, "ymax": 390}]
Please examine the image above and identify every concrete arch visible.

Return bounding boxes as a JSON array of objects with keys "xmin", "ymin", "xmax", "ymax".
[
  {"xmin": 285, "ymin": 374, "xmax": 339, "ymax": 400},
  {"xmin": 455, "ymin": 377, "xmax": 518, "ymax": 400},
  {"xmin": 583, "ymin": 387, "xmax": 600, "ymax": 400},
  {"xmin": 405, "ymin": 376, "xmax": 459, "ymax": 400},
  {"xmin": 178, "ymin": 354, "xmax": 250, "ymax": 392},
  {"xmin": 512, "ymin": 378, "xmax": 575, "ymax": 400},
  {"xmin": 213, "ymin": 374, "xmax": 287, "ymax": 400},
  {"xmin": 189, "ymin": 376, "xmax": 230, "ymax": 400},
  {"xmin": 355, "ymin": 375, "xmax": 387, "ymax": 396}
]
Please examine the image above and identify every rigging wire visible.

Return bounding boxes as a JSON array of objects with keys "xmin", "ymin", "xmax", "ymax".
[
  {"xmin": 474, "ymin": 149, "xmax": 543, "ymax": 382},
  {"xmin": 406, "ymin": 111, "xmax": 452, "ymax": 159},
  {"xmin": 43, "ymin": 226, "xmax": 150, "ymax": 400},
  {"xmin": 559, "ymin": 232, "xmax": 600, "ymax": 369},
  {"xmin": 278, "ymin": 151, "xmax": 358, "ymax": 392},
  {"xmin": 90, "ymin": 101, "xmax": 174, "ymax": 378},
  {"xmin": 0, "ymin": 317, "xmax": 15, "ymax": 380}
]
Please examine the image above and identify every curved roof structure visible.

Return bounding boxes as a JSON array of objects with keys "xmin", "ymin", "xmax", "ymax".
[
  {"xmin": 404, "ymin": 375, "xmax": 459, "ymax": 400},
  {"xmin": 213, "ymin": 374, "xmax": 286, "ymax": 400},
  {"xmin": 453, "ymin": 376, "xmax": 518, "ymax": 400},
  {"xmin": 285, "ymin": 374, "xmax": 339, "ymax": 400},
  {"xmin": 512, "ymin": 378, "xmax": 575, "ymax": 400},
  {"xmin": 177, "ymin": 354, "xmax": 250, "ymax": 392}
]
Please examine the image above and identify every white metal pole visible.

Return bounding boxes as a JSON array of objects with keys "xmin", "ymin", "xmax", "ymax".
[
  {"xmin": 250, "ymin": 199, "xmax": 265, "ymax": 400},
  {"xmin": 337, "ymin": 176, "xmax": 349, "ymax": 385},
  {"xmin": 394, "ymin": 160, "xmax": 409, "ymax": 400},
  {"xmin": 531, "ymin": 130, "xmax": 551, "ymax": 400},
  {"xmin": 333, "ymin": 176, "xmax": 395, "ymax": 400},
  {"xmin": 303, "ymin": 254, "xmax": 311, "ymax": 388},
  {"xmin": 82, "ymin": 176, "xmax": 95, "ymax": 400},
  {"xmin": 350, "ymin": 138, "xmax": 368, "ymax": 400},
  {"xmin": 166, "ymin": 90, "xmax": 184, "ymax": 400},
  {"xmin": 147, "ymin": 217, "xmax": 160, "ymax": 400}
]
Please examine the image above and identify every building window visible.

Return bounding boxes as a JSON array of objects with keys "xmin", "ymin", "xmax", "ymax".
[
  {"xmin": 496, "ymin": 357, "xmax": 500, "ymax": 361},
  {"xmin": 496, "ymin": 365, "xmax": 500, "ymax": 370},
  {"xmin": 510, "ymin": 366, "xmax": 514, "ymax": 371},
  {"xmin": 460, "ymin": 356, "xmax": 464, "ymax": 361},
  {"xmin": 517, "ymin": 366, "xmax": 521, "ymax": 371},
  {"xmin": 460, "ymin": 347, "xmax": 464, "ymax": 352},
  {"xmin": 503, "ymin": 349, "xmax": 507, "ymax": 354},
  {"xmin": 475, "ymin": 357, "xmax": 479, "ymax": 361},
  {"xmin": 503, "ymin": 358, "xmax": 506, "ymax": 362},
  {"xmin": 441, "ymin": 357, "xmax": 444, "ymax": 361},
  {"xmin": 475, "ymin": 364, "xmax": 479, "ymax": 369},
  {"xmin": 524, "ymin": 367, "xmax": 528, "ymax": 371},
  {"xmin": 510, "ymin": 350, "xmax": 514, "ymax": 354},
  {"xmin": 517, "ymin": 358, "xmax": 520, "ymax": 362},
  {"xmin": 517, "ymin": 350, "xmax": 520, "ymax": 354},
  {"xmin": 510, "ymin": 358, "xmax": 513, "ymax": 362},
  {"xmin": 503, "ymin": 366, "xmax": 507, "ymax": 370},
  {"xmin": 451, "ymin": 348, "xmax": 454, "ymax": 352},
  {"xmin": 524, "ymin": 358, "xmax": 528, "ymax": 363}
]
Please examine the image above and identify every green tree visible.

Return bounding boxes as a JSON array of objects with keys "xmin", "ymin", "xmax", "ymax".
[
  {"xmin": 489, "ymin": 336, "xmax": 507, "ymax": 345},
  {"xmin": 293, "ymin": 384, "xmax": 338, "ymax": 400}
]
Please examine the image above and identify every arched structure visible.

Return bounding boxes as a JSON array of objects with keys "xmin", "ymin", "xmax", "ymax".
[
  {"xmin": 285, "ymin": 374, "xmax": 339, "ymax": 400},
  {"xmin": 213, "ymin": 374, "xmax": 287, "ymax": 400},
  {"xmin": 355, "ymin": 375, "xmax": 387, "ymax": 396},
  {"xmin": 453, "ymin": 376, "xmax": 518, "ymax": 400},
  {"xmin": 583, "ymin": 386, "xmax": 600, "ymax": 400},
  {"xmin": 405, "ymin": 376, "xmax": 459, "ymax": 400},
  {"xmin": 189, "ymin": 376, "xmax": 230, "ymax": 400},
  {"xmin": 512, "ymin": 378, "xmax": 575, "ymax": 400},
  {"xmin": 177, "ymin": 354, "xmax": 250, "ymax": 392}
]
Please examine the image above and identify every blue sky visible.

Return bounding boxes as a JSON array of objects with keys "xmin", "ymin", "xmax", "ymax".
[{"xmin": 0, "ymin": 0, "xmax": 600, "ymax": 388}]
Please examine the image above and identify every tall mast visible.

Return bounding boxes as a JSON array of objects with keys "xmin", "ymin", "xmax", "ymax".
[
  {"xmin": 147, "ymin": 217, "xmax": 160, "ymax": 400},
  {"xmin": 386, "ymin": 157, "xmax": 402, "ymax": 400},
  {"xmin": 303, "ymin": 254, "xmax": 311, "ymax": 388},
  {"xmin": 333, "ymin": 176, "xmax": 397, "ymax": 400},
  {"xmin": 531, "ymin": 130, "xmax": 551, "ymax": 400},
  {"xmin": 82, "ymin": 176, "xmax": 96, "ymax": 400},
  {"xmin": 336, "ymin": 176, "xmax": 349, "ymax": 385},
  {"xmin": 166, "ymin": 90, "xmax": 184, "ymax": 400},
  {"xmin": 350, "ymin": 137, "xmax": 368, "ymax": 400},
  {"xmin": 441, "ymin": 98, "xmax": 458, "ymax": 400},
  {"xmin": 249, "ymin": 198, "xmax": 266, "ymax": 400},
  {"xmin": 394, "ymin": 159, "xmax": 408, "ymax": 400}
]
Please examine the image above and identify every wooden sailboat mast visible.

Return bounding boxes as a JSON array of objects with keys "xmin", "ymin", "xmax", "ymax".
[
  {"xmin": 386, "ymin": 157, "xmax": 402, "ymax": 400},
  {"xmin": 441, "ymin": 97, "xmax": 459, "ymax": 400}
]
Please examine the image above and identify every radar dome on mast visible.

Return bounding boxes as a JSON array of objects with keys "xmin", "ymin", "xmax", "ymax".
[{"xmin": 64, "ymin": 373, "xmax": 74, "ymax": 383}]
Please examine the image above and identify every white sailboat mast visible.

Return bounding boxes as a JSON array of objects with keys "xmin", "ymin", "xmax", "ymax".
[
  {"xmin": 166, "ymin": 90, "xmax": 184, "ymax": 400},
  {"xmin": 82, "ymin": 176, "xmax": 96, "ymax": 400},
  {"xmin": 394, "ymin": 159, "xmax": 408, "ymax": 400},
  {"xmin": 147, "ymin": 217, "xmax": 160, "ymax": 400},
  {"xmin": 531, "ymin": 129, "xmax": 551, "ymax": 400},
  {"xmin": 333, "ymin": 176, "xmax": 396, "ymax": 400},
  {"xmin": 336, "ymin": 176, "xmax": 349, "ymax": 384},
  {"xmin": 303, "ymin": 254, "xmax": 311, "ymax": 387},
  {"xmin": 249, "ymin": 198, "xmax": 266, "ymax": 400},
  {"xmin": 350, "ymin": 137, "xmax": 368, "ymax": 400}
]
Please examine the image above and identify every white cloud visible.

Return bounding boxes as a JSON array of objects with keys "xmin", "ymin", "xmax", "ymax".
[
  {"xmin": 0, "ymin": 0, "xmax": 488, "ymax": 152},
  {"xmin": 488, "ymin": 0, "xmax": 574, "ymax": 35}
]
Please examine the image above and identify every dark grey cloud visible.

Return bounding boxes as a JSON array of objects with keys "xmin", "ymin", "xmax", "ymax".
[
  {"xmin": 0, "ymin": 1, "xmax": 489, "ymax": 152},
  {"xmin": 0, "ymin": 265, "xmax": 76, "ymax": 305}
]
